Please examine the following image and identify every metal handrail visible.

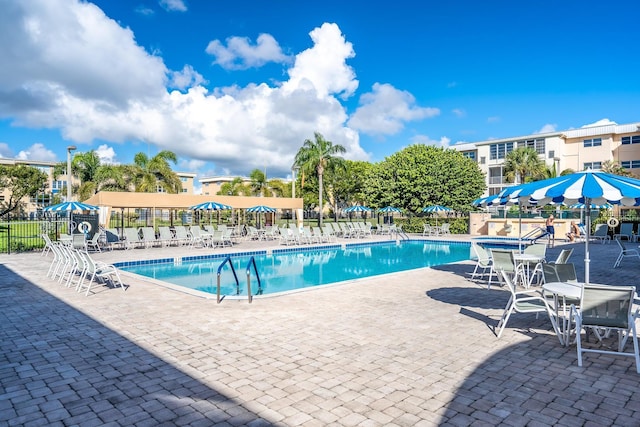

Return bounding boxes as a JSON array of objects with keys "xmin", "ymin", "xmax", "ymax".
[
  {"xmin": 245, "ymin": 256, "xmax": 262, "ymax": 303},
  {"xmin": 216, "ymin": 255, "xmax": 239, "ymax": 303}
]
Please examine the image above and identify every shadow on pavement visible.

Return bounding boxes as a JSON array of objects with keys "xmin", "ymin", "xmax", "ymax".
[{"xmin": 0, "ymin": 265, "xmax": 275, "ymax": 426}]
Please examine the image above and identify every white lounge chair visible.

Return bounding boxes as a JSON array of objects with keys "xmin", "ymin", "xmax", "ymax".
[{"xmin": 591, "ymin": 224, "xmax": 611, "ymax": 244}]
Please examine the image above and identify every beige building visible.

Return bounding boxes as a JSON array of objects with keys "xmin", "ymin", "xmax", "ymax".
[
  {"xmin": 200, "ymin": 176, "xmax": 251, "ymax": 196},
  {"xmin": 453, "ymin": 121, "xmax": 640, "ymax": 197}
]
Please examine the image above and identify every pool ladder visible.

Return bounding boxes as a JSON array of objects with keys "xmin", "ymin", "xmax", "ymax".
[{"xmin": 216, "ymin": 255, "xmax": 262, "ymax": 303}]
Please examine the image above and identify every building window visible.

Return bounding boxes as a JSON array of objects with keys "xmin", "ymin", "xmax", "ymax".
[
  {"xmin": 462, "ymin": 151, "xmax": 476, "ymax": 160},
  {"xmin": 157, "ymin": 185, "xmax": 166, "ymax": 193},
  {"xmin": 583, "ymin": 138, "xmax": 602, "ymax": 147},
  {"xmin": 181, "ymin": 177, "xmax": 188, "ymax": 182},
  {"xmin": 583, "ymin": 162, "xmax": 602, "ymax": 170},
  {"xmin": 489, "ymin": 142, "xmax": 514, "ymax": 160},
  {"xmin": 516, "ymin": 138, "xmax": 545, "ymax": 155},
  {"xmin": 548, "ymin": 150, "xmax": 555, "ymax": 159},
  {"xmin": 480, "ymin": 156, "xmax": 486, "ymax": 164},
  {"xmin": 622, "ymin": 135, "xmax": 640, "ymax": 145},
  {"xmin": 182, "ymin": 188, "xmax": 188, "ymax": 193},
  {"xmin": 621, "ymin": 160, "xmax": 640, "ymax": 169}
]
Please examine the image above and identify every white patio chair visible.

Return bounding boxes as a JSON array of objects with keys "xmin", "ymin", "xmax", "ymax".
[
  {"xmin": 77, "ymin": 250, "xmax": 126, "ymax": 296},
  {"xmin": 591, "ymin": 224, "xmax": 611, "ymax": 244},
  {"xmin": 572, "ymin": 284, "xmax": 640, "ymax": 373},
  {"xmin": 614, "ymin": 222, "xmax": 634, "ymax": 241},
  {"xmin": 470, "ymin": 242, "xmax": 495, "ymax": 286},
  {"xmin": 613, "ymin": 238, "xmax": 640, "ymax": 268},
  {"xmin": 495, "ymin": 268, "xmax": 561, "ymax": 340}
]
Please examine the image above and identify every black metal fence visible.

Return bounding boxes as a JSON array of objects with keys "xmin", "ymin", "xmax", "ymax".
[{"xmin": 0, "ymin": 219, "xmax": 69, "ymax": 254}]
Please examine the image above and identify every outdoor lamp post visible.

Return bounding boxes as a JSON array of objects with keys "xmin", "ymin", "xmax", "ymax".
[
  {"xmin": 291, "ymin": 165, "xmax": 299, "ymax": 223},
  {"xmin": 66, "ymin": 145, "xmax": 76, "ymax": 201}
]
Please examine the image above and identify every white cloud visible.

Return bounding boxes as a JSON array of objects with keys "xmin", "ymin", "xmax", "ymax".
[
  {"xmin": 348, "ymin": 83, "xmax": 439, "ymax": 135},
  {"xmin": 95, "ymin": 144, "xmax": 118, "ymax": 164},
  {"xmin": 169, "ymin": 65, "xmax": 205, "ymax": 90},
  {"xmin": 452, "ymin": 108, "xmax": 466, "ymax": 118},
  {"xmin": 536, "ymin": 123, "xmax": 557, "ymax": 134},
  {"xmin": 0, "ymin": 2, "xmax": 371, "ymax": 175},
  {"xmin": 206, "ymin": 33, "xmax": 290, "ymax": 70},
  {"xmin": 135, "ymin": 6, "xmax": 154, "ymax": 16},
  {"xmin": 487, "ymin": 116, "xmax": 500, "ymax": 123},
  {"xmin": 582, "ymin": 118, "xmax": 617, "ymax": 128},
  {"xmin": 283, "ymin": 23, "xmax": 358, "ymax": 100},
  {"xmin": 0, "ymin": 143, "xmax": 14, "ymax": 158},
  {"xmin": 411, "ymin": 135, "xmax": 451, "ymax": 147},
  {"xmin": 159, "ymin": 0, "xmax": 187, "ymax": 12},
  {"xmin": 16, "ymin": 143, "xmax": 57, "ymax": 162}
]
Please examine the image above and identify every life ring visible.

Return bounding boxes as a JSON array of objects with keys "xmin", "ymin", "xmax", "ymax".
[
  {"xmin": 78, "ymin": 221, "xmax": 92, "ymax": 234},
  {"xmin": 607, "ymin": 217, "xmax": 619, "ymax": 228}
]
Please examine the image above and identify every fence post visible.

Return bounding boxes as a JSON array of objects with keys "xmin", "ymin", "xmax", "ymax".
[{"xmin": 6, "ymin": 214, "xmax": 10, "ymax": 255}]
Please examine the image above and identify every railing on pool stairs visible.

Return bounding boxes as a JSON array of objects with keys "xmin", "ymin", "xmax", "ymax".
[{"xmin": 216, "ymin": 255, "xmax": 262, "ymax": 304}]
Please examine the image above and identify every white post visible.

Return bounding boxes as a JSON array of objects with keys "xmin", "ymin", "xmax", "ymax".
[{"xmin": 66, "ymin": 145, "xmax": 76, "ymax": 201}]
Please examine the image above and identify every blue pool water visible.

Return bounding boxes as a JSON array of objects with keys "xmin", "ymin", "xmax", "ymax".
[{"xmin": 119, "ymin": 240, "xmax": 470, "ymax": 297}]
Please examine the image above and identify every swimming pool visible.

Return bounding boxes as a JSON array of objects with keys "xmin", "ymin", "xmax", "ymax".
[{"xmin": 118, "ymin": 240, "xmax": 470, "ymax": 298}]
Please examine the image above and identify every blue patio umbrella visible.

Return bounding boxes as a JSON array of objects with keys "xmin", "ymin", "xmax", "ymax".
[
  {"xmin": 43, "ymin": 201, "xmax": 99, "ymax": 234},
  {"xmin": 378, "ymin": 206, "xmax": 402, "ymax": 213},
  {"xmin": 498, "ymin": 170, "xmax": 640, "ymax": 285},
  {"xmin": 344, "ymin": 205, "xmax": 371, "ymax": 213},
  {"xmin": 422, "ymin": 205, "xmax": 452, "ymax": 228},
  {"xmin": 190, "ymin": 201, "xmax": 233, "ymax": 225},
  {"xmin": 247, "ymin": 205, "xmax": 276, "ymax": 228},
  {"xmin": 43, "ymin": 201, "xmax": 99, "ymax": 212},
  {"xmin": 189, "ymin": 201, "xmax": 233, "ymax": 211}
]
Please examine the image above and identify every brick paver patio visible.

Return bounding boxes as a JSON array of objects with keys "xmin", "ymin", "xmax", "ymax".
[{"xmin": 1, "ymin": 235, "xmax": 639, "ymax": 426}]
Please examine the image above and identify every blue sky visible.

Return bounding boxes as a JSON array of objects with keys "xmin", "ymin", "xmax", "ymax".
[{"xmin": 1, "ymin": 0, "xmax": 639, "ymax": 187}]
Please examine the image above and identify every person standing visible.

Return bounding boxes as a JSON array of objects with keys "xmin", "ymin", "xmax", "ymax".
[{"xmin": 546, "ymin": 214, "xmax": 555, "ymax": 247}]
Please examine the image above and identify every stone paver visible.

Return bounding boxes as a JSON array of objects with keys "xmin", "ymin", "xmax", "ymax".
[{"xmin": 1, "ymin": 235, "xmax": 639, "ymax": 426}]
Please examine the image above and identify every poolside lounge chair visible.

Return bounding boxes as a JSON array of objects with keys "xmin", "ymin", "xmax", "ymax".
[
  {"xmin": 140, "ymin": 227, "xmax": 160, "ymax": 248},
  {"xmin": 158, "ymin": 226, "xmax": 177, "ymax": 247},
  {"xmin": 614, "ymin": 222, "xmax": 634, "ymax": 241},
  {"xmin": 572, "ymin": 284, "xmax": 640, "ymax": 373},
  {"xmin": 550, "ymin": 248, "xmax": 573, "ymax": 265},
  {"xmin": 495, "ymin": 268, "xmax": 560, "ymax": 340},
  {"xmin": 591, "ymin": 224, "xmax": 611, "ymax": 244},
  {"xmin": 173, "ymin": 226, "xmax": 191, "ymax": 246},
  {"xmin": 76, "ymin": 250, "xmax": 125, "ymax": 296},
  {"xmin": 85, "ymin": 232, "xmax": 102, "ymax": 252},
  {"xmin": 123, "ymin": 227, "xmax": 144, "ymax": 249},
  {"xmin": 613, "ymin": 238, "xmax": 640, "ymax": 268}
]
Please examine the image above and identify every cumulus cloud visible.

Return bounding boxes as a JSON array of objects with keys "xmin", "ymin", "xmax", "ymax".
[
  {"xmin": 206, "ymin": 33, "xmax": 290, "ymax": 70},
  {"xmin": 348, "ymin": 83, "xmax": 439, "ymax": 135},
  {"xmin": 95, "ymin": 144, "xmax": 118, "ymax": 164},
  {"xmin": 159, "ymin": 0, "xmax": 187, "ymax": 12},
  {"xmin": 411, "ymin": 135, "xmax": 451, "ymax": 147},
  {"xmin": 15, "ymin": 143, "xmax": 57, "ymax": 162},
  {"xmin": 582, "ymin": 118, "xmax": 617, "ymax": 128},
  {"xmin": 169, "ymin": 65, "xmax": 206, "ymax": 90},
  {"xmin": 536, "ymin": 123, "xmax": 557, "ymax": 134},
  {"xmin": 0, "ymin": 2, "xmax": 390, "ymax": 175},
  {"xmin": 0, "ymin": 143, "xmax": 14, "ymax": 158}
]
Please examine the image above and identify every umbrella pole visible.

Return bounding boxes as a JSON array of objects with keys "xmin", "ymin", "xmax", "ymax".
[
  {"xmin": 585, "ymin": 198, "xmax": 591, "ymax": 285},
  {"xmin": 518, "ymin": 204, "xmax": 522, "ymax": 253}
]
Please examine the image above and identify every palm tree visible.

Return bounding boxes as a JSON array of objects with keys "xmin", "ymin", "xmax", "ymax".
[
  {"xmin": 503, "ymin": 147, "xmax": 546, "ymax": 184},
  {"xmin": 217, "ymin": 177, "xmax": 249, "ymax": 196},
  {"xmin": 601, "ymin": 160, "xmax": 633, "ymax": 177},
  {"xmin": 249, "ymin": 169, "xmax": 271, "ymax": 196},
  {"xmin": 130, "ymin": 151, "xmax": 182, "ymax": 193},
  {"xmin": 294, "ymin": 132, "xmax": 346, "ymax": 226}
]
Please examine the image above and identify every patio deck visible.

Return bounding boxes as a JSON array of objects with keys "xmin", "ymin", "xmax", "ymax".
[{"xmin": 1, "ymin": 234, "xmax": 639, "ymax": 426}]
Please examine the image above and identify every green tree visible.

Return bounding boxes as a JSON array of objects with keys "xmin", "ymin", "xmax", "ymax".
[
  {"xmin": 503, "ymin": 147, "xmax": 546, "ymax": 184},
  {"xmin": 601, "ymin": 160, "xmax": 633, "ymax": 177},
  {"xmin": 328, "ymin": 160, "xmax": 371, "ymax": 219},
  {"xmin": 130, "ymin": 150, "xmax": 182, "ymax": 193},
  {"xmin": 294, "ymin": 132, "xmax": 346, "ymax": 226},
  {"xmin": 0, "ymin": 165, "xmax": 48, "ymax": 217},
  {"xmin": 217, "ymin": 177, "xmax": 250, "ymax": 196},
  {"xmin": 364, "ymin": 144, "xmax": 485, "ymax": 213},
  {"xmin": 268, "ymin": 178, "xmax": 290, "ymax": 198},
  {"xmin": 67, "ymin": 150, "xmax": 128, "ymax": 200},
  {"xmin": 249, "ymin": 169, "xmax": 271, "ymax": 196}
]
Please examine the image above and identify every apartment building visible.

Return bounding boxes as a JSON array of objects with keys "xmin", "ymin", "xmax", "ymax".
[
  {"xmin": 200, "ymin": 176, "xmax": 251, "ymax": 196},
  {"xmin": 453, "ymin": 121, "xmax": 640, "ymax": 198}
]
